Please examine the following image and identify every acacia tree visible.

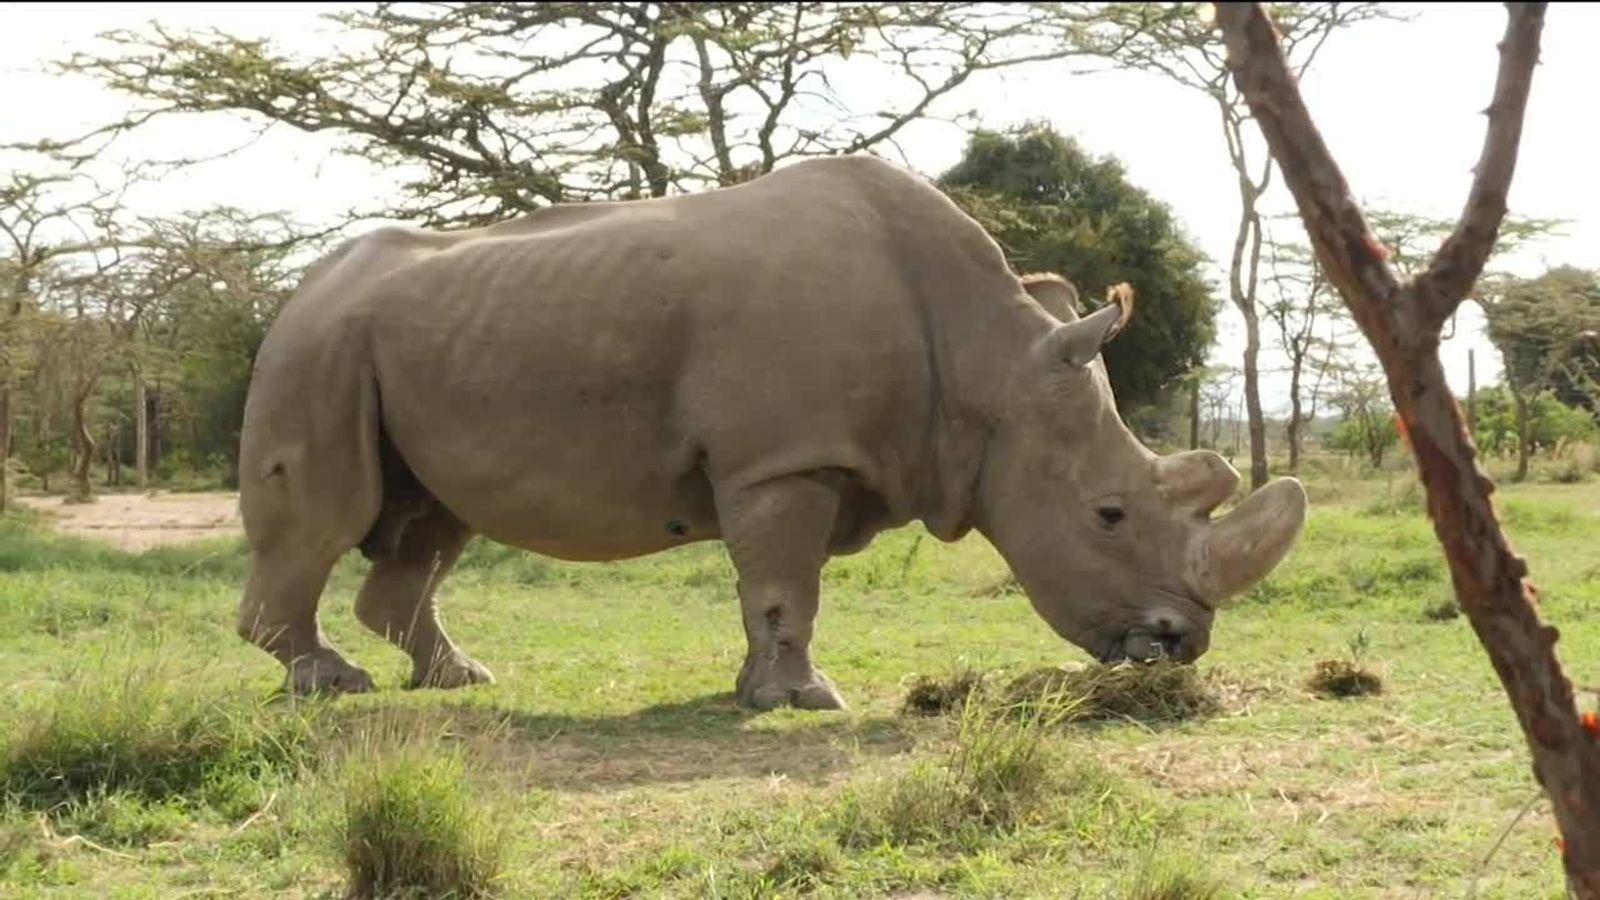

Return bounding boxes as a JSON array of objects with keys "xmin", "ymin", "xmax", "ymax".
[
  {"xmin": 1479, "ymin": 266, "xmax": 1600, "ymax": 479},
  {"xmin": 937, "ymin": 121, "xmax": 1219, "ymax": 411},
  {"xmin": 1325, "ymin": 360, "xmax": 1398, "ymax": 470},
  {"xmin": 1217, "ymin": 3, "xmax": 1600, "ymax": 892},
  {"xmin": 0, "ymin": 169, "xmax": 137, "ymax": 510},
  {"xmin": 1362, "ymin": 208, "xmax": 1565, "ymax": 471},
  {"xmin": 1195, "ymin": 363, "xmax": 1239, "ymax": 452},
  {"xmin": 36, "ymin": 3, "xmax": 1135, "ymax": 227},
  {"xmin": 1261, "ymin": 228, "xmax": 1351, "ymax": 471},
  {"xmin": 1068, "ymin": 1, "xmax": 1390, "ymax": 491}
]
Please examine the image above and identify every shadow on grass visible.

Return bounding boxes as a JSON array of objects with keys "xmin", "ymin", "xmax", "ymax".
[{"xmin": 326, "ymin": 690, "xmax": 915, "ymax": 793}]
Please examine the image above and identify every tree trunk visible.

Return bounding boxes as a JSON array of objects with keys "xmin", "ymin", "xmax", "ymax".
[
  {"xmin": 134, "ymin": 372, "xmax": 148, "ymax": 489},
  {"xmin": 148, "ymin": 382, "xmax": 162, "ymax": 475},
  {"xmin": 1367, "ymin": 414, "xmax": 1386, "ymax": 469},
  {"xmin": 105, "ymin": 421, "xmax": 119, "ymax": 488},
  {"xmin": 1242, "ymin": 310, "xmax": 1268, "ymax": 485},
  {"xmin": 1219, "ymin": 6, "xmax": 1600, "ymax": 893},
  {"xmin": 39, "ymin": 412, "xmax": 50, "ymax": 495},
  {"xmin": 1189, "ymin": 377, "xmax": 1201, "ymax": 450},
  {"xmin": 71, "ymin": 385, "xmax": 95, "ymax": 503},
  {"xmin": 1287, "ymin": 355, "xmax": 1304, "ymax": 473},
  {"xmin": 0, "ymin": 386, "xmax": 10, "ymax": 512},
  {"xmin": 1467, "ymin": 348, "xmax": 1478, "ymax": 438},
  {"xmin": 1513, "ymin": 386, "xmax": 1530, "ymax": 481}
]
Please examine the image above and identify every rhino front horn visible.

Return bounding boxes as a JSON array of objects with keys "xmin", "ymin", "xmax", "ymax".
[{"xmin": 1196, "ymin": 478, "xmax": 1309, "ymax": 602}]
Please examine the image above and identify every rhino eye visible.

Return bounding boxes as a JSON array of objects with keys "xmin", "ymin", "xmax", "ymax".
[{"xmin": 1096, "ymin": 506, "xmax": 1125, "ymax": 528}]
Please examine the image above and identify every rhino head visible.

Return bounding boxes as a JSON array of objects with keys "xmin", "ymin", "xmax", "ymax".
[{"xmin": 973, "ymin": 274, "xmax": 1307, "ymax": 665}]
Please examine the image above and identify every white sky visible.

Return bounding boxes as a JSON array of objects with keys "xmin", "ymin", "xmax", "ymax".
[{"xmin": 4, "ymin": 2, "xmax": 1599, "ymax": 417}]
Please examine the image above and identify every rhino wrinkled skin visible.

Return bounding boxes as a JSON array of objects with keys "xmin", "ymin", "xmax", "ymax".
[{"xmin": 235, "ymin": 154, "xmax": 1308, "ymax": 709}]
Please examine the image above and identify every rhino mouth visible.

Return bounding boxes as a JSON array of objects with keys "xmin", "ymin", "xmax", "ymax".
[
  {"xmin": 1096, "ymin": 629, "xmax": 1190, "ymax": 665},
  {"xmin": 1093, "ymin": 590, "xmax": 1211, "ymax": 665}
]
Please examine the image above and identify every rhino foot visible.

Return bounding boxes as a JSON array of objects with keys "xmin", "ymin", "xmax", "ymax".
[
  {"xmin": 738, "ymin": 669, "xmax": 848, "ymax": 712},
  {"xmin": 409, "ymin": 652, "xmax": 496, "ymax": 691},
  {"xmin": 288, "ymin": 650, "xmax": 376, "ymax": 697}
]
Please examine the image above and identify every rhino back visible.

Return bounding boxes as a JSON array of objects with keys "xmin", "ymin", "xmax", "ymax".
[{"xmin": 341, "ymin": 157, "xmax": 1012, "ymax": 559}]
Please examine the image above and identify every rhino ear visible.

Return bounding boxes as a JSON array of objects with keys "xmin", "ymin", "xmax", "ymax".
[
  {"xmin": 1020, "ymin": 273, "xmax": 1082, "ymax": 323},
  {"xmin": 1042, "ymin": 282, "xmax": 1135, "ymax": 368}
]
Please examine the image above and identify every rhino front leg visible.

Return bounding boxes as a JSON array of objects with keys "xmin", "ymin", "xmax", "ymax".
[
  {"xmin": 239, "ymin": 549, "xmax": 375, "ymax": 696},
  {"xmin": 719, "ymin": 474, "xmax": 847, "ymax": 711},
  {"xmin": 354, "ymin": 505, "xmax": 493, "ymax": 690}
]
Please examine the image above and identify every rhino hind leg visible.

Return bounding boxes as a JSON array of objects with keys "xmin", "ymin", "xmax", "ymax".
[
  {"xmin": 719, "ymin": 473, "xmax": 848, "ymax": 712},
  {"xmin": 353, "ymin": 439, "xmax": 492, "ymax": 691}
]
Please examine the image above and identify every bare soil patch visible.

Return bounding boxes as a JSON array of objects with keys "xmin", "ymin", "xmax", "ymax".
[{"xmin": 14, "ymin": 491, "xmax": 243, "ymax": 552}]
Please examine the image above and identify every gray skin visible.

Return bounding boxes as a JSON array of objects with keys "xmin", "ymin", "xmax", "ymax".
[{"xmin": 234, "ymin": 154, "xmax": 1308, "ymax": 710}]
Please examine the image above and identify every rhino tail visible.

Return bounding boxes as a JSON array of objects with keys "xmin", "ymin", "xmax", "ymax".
[{"xmin": 356, "ymin": 371, "xmax": 437, "ymax": 564}]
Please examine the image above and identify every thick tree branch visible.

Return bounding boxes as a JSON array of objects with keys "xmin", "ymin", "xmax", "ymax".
[
  {"xmin": 1413, "ymin": 6, "xmax": 1547, "ymax": 328},
  {"xmin": 1216, "ymin": 3, "xmax": 1599, "ymax": 895}
]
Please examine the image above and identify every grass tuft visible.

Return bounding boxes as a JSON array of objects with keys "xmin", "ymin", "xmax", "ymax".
[
  {"xmin": 0, "ymin": 668, "xmax": 319, "ymax": 815},
  {"xmin": 1305, "ymin": 659, "xmax": 1384, "ymax": 698},
  {"xmin": 762, "ymin": 834, "xmax": 841, "ymax": 892},
  {"xmin": 828, "ymin": 692, "xmax": 1088, "ymax": 850},
  {"xmin": 338, "ymin": 744, "xmax": 508, "ymax": 900},
  {"xmin": 1422, "ymin": 597, "xmax": 1462, "ymax": 622},
  {"xmin": 1118, "ymin": 853, "xmax": 1230, "ymax": 899}
]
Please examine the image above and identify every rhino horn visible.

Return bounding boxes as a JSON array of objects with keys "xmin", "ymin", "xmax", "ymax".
[
  {"xmin": 1196, "ymin": 478, "xmax": 1308, "ymax": 602},
  {"xmin": 1043, "ymin": 282, "xmax": 1135, "ymax": 368}
]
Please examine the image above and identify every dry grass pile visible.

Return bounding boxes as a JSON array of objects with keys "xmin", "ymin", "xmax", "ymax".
[
  {"xmin": 1305, "ymin": 659, "xmax": 1384, "ymax": 698},
  {"xmin": 900, "ymin": 668, "xmax": 987, "ymax": 717},
  {"xmin": 902, "ymin": 661, "xmax": 1225, "ymax": 726},
  {"xmin": 1000, "ymin": 662, "xmax": 1222, "ymax": 724}
]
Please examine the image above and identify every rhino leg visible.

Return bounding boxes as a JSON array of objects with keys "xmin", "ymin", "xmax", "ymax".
[
  {"xmin": 720, "ymin": 474, "xmax": 848, "ymax": 712},
  {"xmin": 239, "ymin": 549, "xmax": 376, "ymax": 696},
  {"xmin": 354, "ymin": 500, "xmax": 492, "ymax": 690}
]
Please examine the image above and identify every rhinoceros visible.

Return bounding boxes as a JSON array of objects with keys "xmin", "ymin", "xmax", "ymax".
[{"xmin": 235, "ymin": 154, "xmax": 1307, "ymax": 710}]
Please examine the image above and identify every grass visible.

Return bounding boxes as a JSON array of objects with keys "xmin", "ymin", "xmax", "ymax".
[
  {"xmin": 0, "ymin": 663, "xmax": 322, "ymax": 852},
  {"xmin": 337, "ymin": 743, "xmax": 508, "ymax": 900},
  {"xmin": 0, "ymin": 470, "xmax": 1595, "ymax": 897},
  {"xmin": 825, "ymin": 692, "xmax": 1065, "ymax": 848},
  {"xmin": 1118, "ymin": 854, "xmax": 1229, "ymax": 900}
]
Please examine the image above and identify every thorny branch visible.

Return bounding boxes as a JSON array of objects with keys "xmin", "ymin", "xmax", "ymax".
[{"xmin": 1215, "ymin": 4, "xmax": 1600, "ymax": 896}]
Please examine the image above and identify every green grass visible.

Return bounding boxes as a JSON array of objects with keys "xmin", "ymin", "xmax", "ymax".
[
  {"xmin": 0, "ymin": 472, "xmax": 1595, "ymax": 897},
  {"xmin": 337, "ymin": 743, "xmax": 508, "ymax": 899}
]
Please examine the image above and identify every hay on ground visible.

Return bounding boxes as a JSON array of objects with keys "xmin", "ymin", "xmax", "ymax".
[
  {"xmin": 900, "ymin": 669, "xmax": 987, "ymax": 717},
  {"xmin": 1305, "ymin": 659, "xmax": 1383, "ymax": 698},
  {"xmin": 900, "ymin": 661, "xmax": 1224, "ymax": 726},
  {"xmin": 999, "ymin": 662, "xmax": 1222, "ymax": 724}
]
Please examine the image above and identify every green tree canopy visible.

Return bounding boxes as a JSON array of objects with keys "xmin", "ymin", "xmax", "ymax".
[
  {"xmin": 937, "ymin": 122, "xmax": 1218, "ymax": 410},
  {"xmin": 1482, "ymin": 265, "xmax": 1600, "ymax": 416}
]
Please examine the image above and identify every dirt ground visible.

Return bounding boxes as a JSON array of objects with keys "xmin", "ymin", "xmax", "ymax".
[{"xmin": 14, "ymin": 491, "xmax": 244, "ymax": 552}]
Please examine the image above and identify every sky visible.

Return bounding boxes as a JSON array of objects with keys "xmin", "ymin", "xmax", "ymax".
[{"xmin": 4, "ymin": 2, "xmax": 1599, "ymax": 419}]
